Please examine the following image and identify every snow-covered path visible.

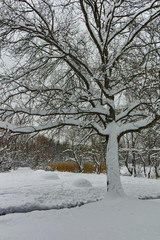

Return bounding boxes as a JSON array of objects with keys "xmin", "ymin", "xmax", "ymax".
[
  {"xmin": 0, "ymin": 168, "xmax": 160, "ymax": 215},
  {"xmin": 0, "ymin": 168, "xmax": 106, "ymax": 215},
  {"xmin": 0, "ymin": 168, "xmax": 160, "ymax": 240}
]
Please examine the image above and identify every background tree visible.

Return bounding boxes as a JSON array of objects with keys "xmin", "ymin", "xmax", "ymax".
[
  {"xmin": 63, "ymin": 127, "xmax": 106, "ymax": 173},
  {"xmin": 0, "ymin": 0, "xmax": 160, "ymax": 196},
  {"xmin": 119, "ymin": 132, "xmax": 140, "ymax": 177},
  {"xmin": 137, "ymin": 127, "xmax": 160, "ymax": 178}
]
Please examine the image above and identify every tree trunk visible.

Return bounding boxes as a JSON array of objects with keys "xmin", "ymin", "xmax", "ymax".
[
  {"xmin": 132, "ymin": 152, "xmax": 137, "ymax": 177},
  {"xmin": 125, "ymin": 155, "xmax": 133, "ymax": 176},
  {"xmin": 106, "ymin": 132, "xmax": 125, "ymax": 197},
  {"xmin": 147, "ymin": 153, "xmax": 151, "ymax": 178}
]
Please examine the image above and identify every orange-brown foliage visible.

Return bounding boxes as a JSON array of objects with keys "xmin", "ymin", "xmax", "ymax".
[
  {"xmin": 83, "ymin": 162, "xmax": 96, "ymax": 173},
  {"xmin": 48, "ymin": 162, "xmax": 80, "ymax": 172},
  {"xmin": 47, "ymin": 161, "xmax": 106, "ymax": 173},
  {"xmin": 99, "ymin": 162, "xmax": 106, "ymax": 173}
]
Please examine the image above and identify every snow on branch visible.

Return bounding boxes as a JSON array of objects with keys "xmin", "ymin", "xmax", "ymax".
[
  {"xmin": 0, "ymin": 118, "xmax": 82, "ymax": 134},
  {"xmin": 116, "ymin": 101, "xmax": 148, "ymax": 122},
  {"xmin": 118, "ymin": 114, "xmax": 160, "ymax": 136},
  {"xmin": 0, "ymin": 105, "xmax": 110, "ymax": 118},
  {"xmin": 108, "ymin": 0, "xmax": 160, "ymax": 45}
]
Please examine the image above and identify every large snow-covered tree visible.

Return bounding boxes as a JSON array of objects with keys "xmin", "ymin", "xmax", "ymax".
[{"xmin": 0, "ymin": 0, "xmax": 160, "ymax": 196}]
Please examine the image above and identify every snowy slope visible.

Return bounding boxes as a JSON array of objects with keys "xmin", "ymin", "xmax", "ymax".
[{"xmin": 0, "ymin": 168, "xmax": 160, "ymax": 240}]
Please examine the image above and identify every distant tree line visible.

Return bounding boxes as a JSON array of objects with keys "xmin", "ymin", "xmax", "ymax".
[
  {"xmin": 0, "ymin": 132, "xmax": 69, "ymax": 171},
  {"xmin": 0, "ymin": 126, "xmax": 160, "ymax": 178}
]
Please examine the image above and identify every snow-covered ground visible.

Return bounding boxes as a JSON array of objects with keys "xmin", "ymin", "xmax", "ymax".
[{"xmin": 0, "ymin": 168, "xmax": 160, "ymax": 240}]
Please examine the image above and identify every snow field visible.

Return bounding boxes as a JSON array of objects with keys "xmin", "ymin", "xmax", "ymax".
[{"xmin": 0, "ymin": 168, "xmax": 160, "ymax": 240}]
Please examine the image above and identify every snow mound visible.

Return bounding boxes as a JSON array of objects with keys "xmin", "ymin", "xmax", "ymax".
[
  {"xmin": 36, "ymin": 170, "xmax": 60, "ymax": 180},
  {"xmin": 72, "ymin": 178, "xmax": 92, "ymax": 188},
  {"xmin": 42, "ymin": 172, "xmax": 60, "ymax": 180}
]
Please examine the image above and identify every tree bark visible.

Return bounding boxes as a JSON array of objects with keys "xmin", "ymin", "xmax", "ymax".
[{"xmin": 106, "ymin": 132, "xmax": 125, "ymax": 197}]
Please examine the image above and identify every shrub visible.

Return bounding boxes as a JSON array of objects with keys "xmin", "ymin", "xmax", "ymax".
[
  {"xmin": 47, "ymin": 162, "xmax": 80, "ymax": 172},
  {"xmin": 47, "ymin": 161, "xmax": 106, "ymax": 173}
]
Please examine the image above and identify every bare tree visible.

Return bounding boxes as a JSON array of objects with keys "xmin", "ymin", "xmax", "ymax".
[
  {"xmin": 0, "ymin": 0, "xmax": 160, "ymax": 196},
  {"xmin": 119, "ymin": 132, "xmax": 140, "ymax": 177},
  {"xmin": 138, "ymin": 127, "xmax": 160, "ymax": 178}
]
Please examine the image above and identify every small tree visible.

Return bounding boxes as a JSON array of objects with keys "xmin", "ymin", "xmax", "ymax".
[
  {"xmin": 88, "ymin": 135, "xmax": 106, "ymax": 174},
  {"xmin": 138, "ymin": 127, "xmax": 160, "ymax": 178}
]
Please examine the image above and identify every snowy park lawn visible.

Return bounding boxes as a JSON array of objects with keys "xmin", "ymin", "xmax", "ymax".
[{"xmin": 0, "ymin": 168, "xmax": 160, "ymax": 240}]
